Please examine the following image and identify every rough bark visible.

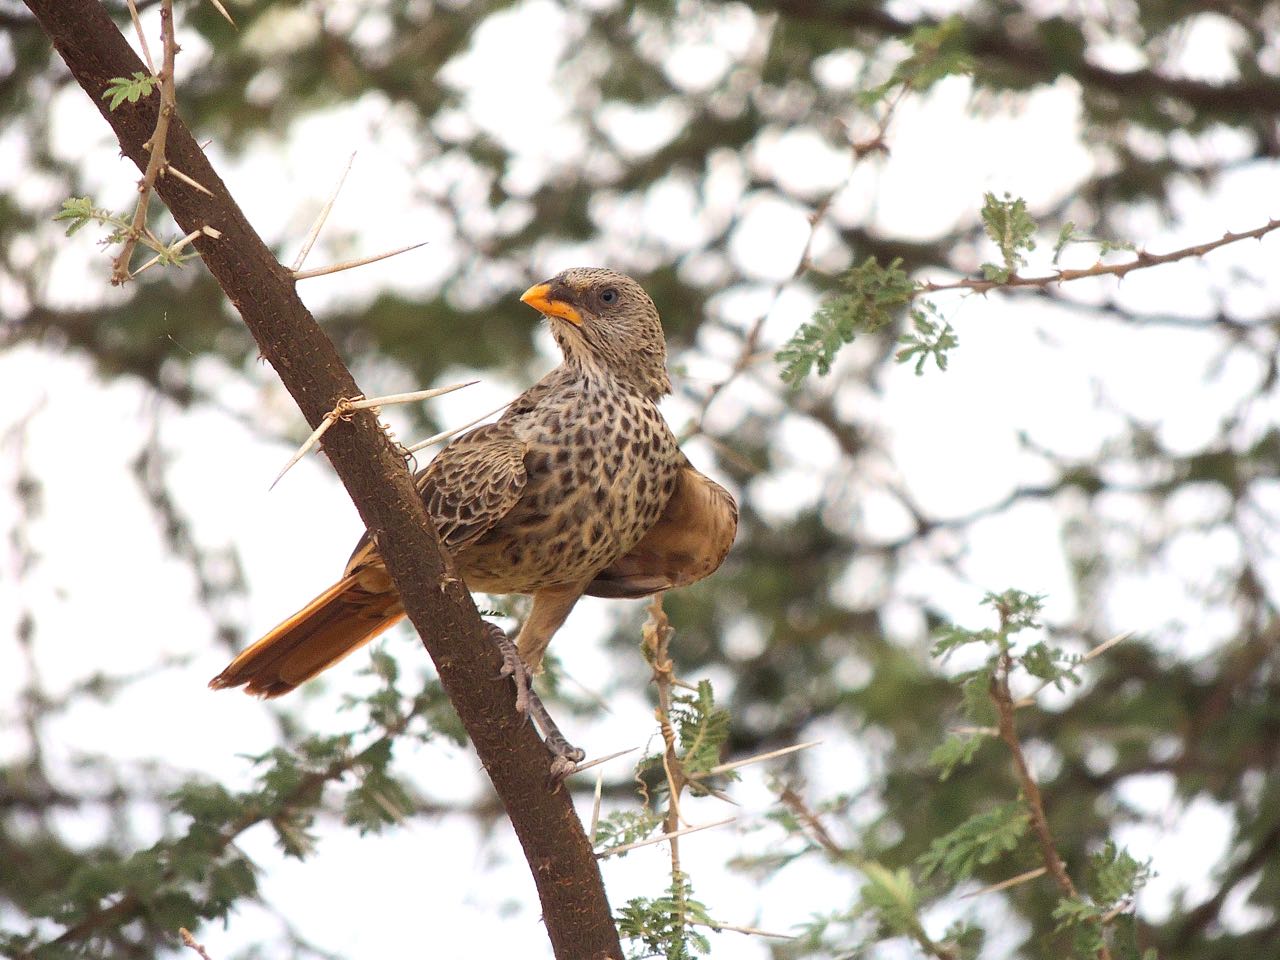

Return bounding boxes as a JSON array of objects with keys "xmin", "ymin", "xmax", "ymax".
[{"xmin": 22, "ymin": 2, "xmax": 621, "ymax": 957}]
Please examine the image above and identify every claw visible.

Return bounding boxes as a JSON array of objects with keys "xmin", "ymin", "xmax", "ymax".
[
  {"xmin": 487, "ymin": 622, "xmax": 531, "ymax": 714},
  {"xmin": 484, "ymin": 620, "xmax": 585, "ymax": 775}
]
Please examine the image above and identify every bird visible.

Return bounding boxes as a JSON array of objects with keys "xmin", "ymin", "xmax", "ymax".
[{"xmin": 210, "ymin": 268, "xmax": 737, "ymax": 761}]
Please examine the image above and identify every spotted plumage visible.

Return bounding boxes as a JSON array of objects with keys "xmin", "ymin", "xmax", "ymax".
[{"xmin": 211, "ymin": 268, "xmax": 737, "ymax": 698}]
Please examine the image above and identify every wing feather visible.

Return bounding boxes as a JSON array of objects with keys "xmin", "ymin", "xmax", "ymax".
[
  {"xmin": 346, "ymin": 423, "xmax": 527, "ymax": 572},
  {"xmin": 584, "ymin": 462, "xmax": 737, "ymax": 599}
]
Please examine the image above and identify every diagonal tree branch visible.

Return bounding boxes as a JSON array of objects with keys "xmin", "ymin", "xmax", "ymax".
[{"xmin": 22, "ymin": 3, "xmax": 621, "ymax": 958}]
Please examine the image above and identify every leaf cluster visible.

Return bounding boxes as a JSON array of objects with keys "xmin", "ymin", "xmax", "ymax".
[
  {"xmin": 101, "ymin": 72, "xmax": 158, "ymax": 111},
  {"xmin": 979, "ymin": 192, "xmax": 1037, "ymax": 282},
  {"xmin": 777, "ymin": 257, "xmax": 915, "ymax": 383},
  {"xmin": 616, "ymin": 871, "xmax": 715, "ymax": 960}
]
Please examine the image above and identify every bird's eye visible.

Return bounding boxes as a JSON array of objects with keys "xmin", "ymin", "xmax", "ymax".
[{"xmin": 600, "ymin": 288, "xmax": 618, "ymax": 305}]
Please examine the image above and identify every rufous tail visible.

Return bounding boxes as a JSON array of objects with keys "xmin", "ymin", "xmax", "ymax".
[{"xmin": 210, "ymin": 575, "xmax": 405, "ymax": 698}]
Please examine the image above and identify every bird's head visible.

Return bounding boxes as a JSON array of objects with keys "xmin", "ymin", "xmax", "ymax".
[{"xmin": 521, "ymin": 268, "xmax": 671, "ymax": 399}]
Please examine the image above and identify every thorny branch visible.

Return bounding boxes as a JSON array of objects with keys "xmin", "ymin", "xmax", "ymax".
[
  {"xmin": 48, "ymin": 705, "xmax": 419, "ymax": 951},
  {"xmin": 987, "ymin": 605, "xmax": 1114, "ymax": 960},
  {"xmin": 777, "ymin": 786, "xmax": 961, "ymax": 960},
  {"xmin": 921, "ymin": 218, "xmax": 1280, "ymax": 296},
  {"xmin": 111, "ymin": 0, "xmax": 176, "ymax": 284}
]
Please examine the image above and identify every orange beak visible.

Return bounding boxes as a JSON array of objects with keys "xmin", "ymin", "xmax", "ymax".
[{"xmin": 520, "ymin": 282, "xmax": 583, "ymax": 326}]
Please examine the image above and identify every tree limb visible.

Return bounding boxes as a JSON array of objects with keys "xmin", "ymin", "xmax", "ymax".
[{"xmin": 22, "ymin": 2, "xmax": 621, "ymax": 957}]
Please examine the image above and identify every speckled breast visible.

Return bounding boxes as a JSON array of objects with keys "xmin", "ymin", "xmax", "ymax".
[{"xmin": 457, "ymin": 378, "xmax": 680, "ymax": 594}]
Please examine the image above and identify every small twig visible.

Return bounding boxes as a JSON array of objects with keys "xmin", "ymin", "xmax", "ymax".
[
  {"xmin": 694, "ymin": 919, "xmax": 796, "ymax": 940},
  {"xmin": 688, "ymin": 739, "xmax": 822, "ymax": 780},
  {"xmin": 920, "ymin": 219, "xmax": 1280, "ymax": 296},
  {"xmin": 590, "ymin": 767, "xmax": 605, "ymax": 842},
  {"xmin": 130, "ymin": 226, "xmax": 204, "ymax": 277},
  {"xmin": 291, "ymin": 240, "xmax": 427, "ymax": 281},
  {"xmin": 270, "ymin": 381, "xmax": 476, "ymax": 489},
  {"xmin": 594, "ymin": 816, "xmax": 736, "ymax": 860},
  {"xmin": 1013, "ymin": 631, "xmax": 1131, "ymax": 709},
  {"xmin": 778, "ymin": 784, "xmax": 845, "ymax": 858},
  {"xmin": 110, "ymin": 0, "xmax": 177, "ymax": 284},
  {"xmin": 292, "ymin": 152, "xmax": 356, "ymax": 272},
  {"xmin": 949, "ymin": 725, "xmax": 999, "ymax": 737},
  {"xmin": 406, "ymin": 399, "xmax": 511, "ymax": 454},
  {"xmin": 178, "ymin": 928, "xmax": 213, "ymax": 960},
  {"xmin": 203, "ymin": 0, "xmax": 235, "ymax": 28},
  {"xmin": 990, "ymin": 648, "xmax": 1114, "ymax": 960},
  {"xmin": 124, "ymin": 0, "xmax": 155, "ymax": 74},
  {"xmin": 991, "ymin": 657, "xmax": 1077, "ymax": 899},
  {"xmin": 111, "ymin": 0, "xmax": 177, "ymax": 285},
  {"xmin": 778, "ymin": 785, "xmax": 959, "ymax": 960},
  {"xmin": 685, "ymin": 103, "xmax": 897, "ymax": 440},
  {"xmin": 960, "ymin": 865, "xmax": 1049, "ymax": 899},
  {"xmin": 568, "ymin": 745, "xmax": 638, "ymax": 776},
  {"xmin": 165, "ymin": 163, "xmax": 214, "ymax": 196}
]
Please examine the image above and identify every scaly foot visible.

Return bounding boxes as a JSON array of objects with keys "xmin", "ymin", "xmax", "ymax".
[{"xmin": 484, "ymin": 622, "xmax": 586, "ymax": 779}]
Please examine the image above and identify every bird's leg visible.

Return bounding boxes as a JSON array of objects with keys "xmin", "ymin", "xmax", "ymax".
[{"xmin": 484, "ymin": 622, "xmax": 586, "ymax": 774}]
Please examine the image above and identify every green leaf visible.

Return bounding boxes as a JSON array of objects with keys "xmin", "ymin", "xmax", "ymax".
[
  {"xmin": 1053, "ymin": 221, "xmax": 1078, "ymax": 264},
  {"xmin": 896, "ymin": 302, "xmax": 958, "ymax": 374},
  {"xmin": 594, "ymin": 808, "xmax": 663, "ymax": 854},
  {"xmin": 858, "ymin": 16, "xmax": 974, "ymax": 106},
  {"xmin": 981, "ymin": 589, "xmax": 1044, "ymax": 634},
  {"xmin": 859, "ymin": 861, "xmax": 926, "ymax": 940},
  {"xmin": 918, "ymin": 802, "xmax": 1030, "ymax": 881},
  {"xmin": 1020, "ymin": 641, "xmax": 1082, "ymax": 690},
  {"xmin": 777, "ymin": 257, "xmax": 915, "ymax": 383},
  {"xmin": 53, "ymin": 196, "xmax": 102, "ymax": 237},
  {"xmin": 1052, "ymin": 896, "xmax": 1105, "ymax": 955},
  {"xmin": 101, "ymin": 72, "xmax": 159, "ymax": 111},
  {"xmin": 979, "ymin": 192, "xmax": 1037, "ymax": 282},
  {"xmin": 1087, "ymin": 840, "xmax": 1152, "ymax": 908},
  {"xmin": 671, "ymin": 680, "xmax": 732, "ymax": 781},
  {"xmin": 932, "ymin": 624, "xmax": 1000, "ymax": 658},
  {"xmin": 929, "ymin": 732, "xmax": 986, "ymax": 780},
  {"xmin": 617, "ymin": 871, "xmax": 715, "ymax": 959}
]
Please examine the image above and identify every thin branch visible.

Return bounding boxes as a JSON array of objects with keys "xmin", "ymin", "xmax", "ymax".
[
  {"xmin": 178, "ymin": 928, "xmax": 214, "ymax": 960},
  {"xmin": 695, "ymin": 919, "xmax": 796, "ymax": 940},
  {"xmin": 111, "ymin": 0, "xmax": 176, "ymax": 284},
  {"xmin": 920, "ymin": 219, "xmax": 1280, "ymax": 296},
  {"xmin": 291, "ymin": 240, "xmax": 427, "ymax": 280},
  {"xmin": 406, "ymin": 399, "xmax": 511, "ymax": 454},
  {"xmin": 684, "ymin": 87, "xmax": 903, "ymax": 440},
  {"xmin": 292, "ymin": 152, "xmax": 356, "ymax": 272},
  {"xmin": 124, "ymin": 0, "xmax": 154, "ymax": 74},
  {"xmin": 990, "ymin": 649, "xmax": 1113, "ymax": 960},
  {"xmin": 960, "ymin": 865, "xmax": 1049, "ymax": 899},
  {"xmin": 990, "ymin": 657, "xmax": 1077, "ymax": 899},
  {"xmin": 594, "ymin": 816, "xmax": 736, "ymax": 860},
  {"xmin": 165, "ymin": 163, "xmax": 213, "ymax": 196},
  {"xmin": 270, "ymin": 381, "xmax": 476, "ymax": 488},
  {"xmin": 688, "ymin": 739, "xmax": 822, "ymax": 780},
  {"xmin": 1013, "ymin": 631, "xmax": 1131, "ymax": 709}
]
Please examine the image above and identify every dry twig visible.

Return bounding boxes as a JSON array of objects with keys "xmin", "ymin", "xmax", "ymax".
[
  {"xmin": 112, "ymin": 0, "xmax": 177, "ymax": 284},
  {"xmin": 178, "ymin": 928, "xmax": 213, "ymax": 960}
]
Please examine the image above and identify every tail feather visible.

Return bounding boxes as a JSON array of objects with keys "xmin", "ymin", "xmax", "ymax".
[{"xmin": 210, "ymin": 575, "xmax": 405, "ymax": 698}]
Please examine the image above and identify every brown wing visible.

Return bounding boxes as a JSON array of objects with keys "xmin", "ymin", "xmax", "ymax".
[
  {"xmin": 584, "ymin": 462, "xmax": 738, "ymax": 599},
  {"xmin": 345, "ymin": 423, "xmax": 527, "ymax": 574}
]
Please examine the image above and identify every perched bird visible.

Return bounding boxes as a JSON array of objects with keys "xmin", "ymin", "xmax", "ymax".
[{"xmin": 210, "ymin": 268, "xmax": 737, "ymax": 760}]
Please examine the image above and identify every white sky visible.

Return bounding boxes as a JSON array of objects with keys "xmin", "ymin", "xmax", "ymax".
[{"xmin": 3, "ymin": 2, "xmax": 1279, "ymax": 958}]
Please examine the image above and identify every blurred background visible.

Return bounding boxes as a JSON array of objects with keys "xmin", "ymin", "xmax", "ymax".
[{"xmin": 3, "ymin": 1, "xmax": 1280, "ymax": 958}]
